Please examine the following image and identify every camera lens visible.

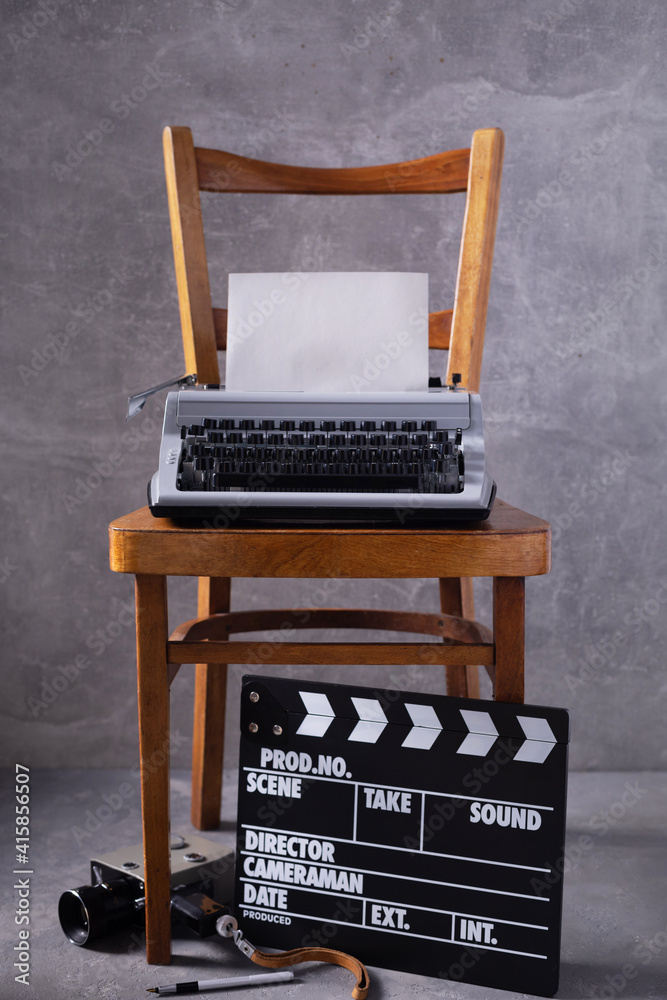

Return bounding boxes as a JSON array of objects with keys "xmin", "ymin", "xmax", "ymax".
[{"xmin": 58, "ymin": 877, "xmax": 141, "ymax": 946}]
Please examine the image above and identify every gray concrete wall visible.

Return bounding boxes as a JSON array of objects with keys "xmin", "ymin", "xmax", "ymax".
[{"xmin": 2, "ymin": 0, "xmax": 665, "ymax": 772}]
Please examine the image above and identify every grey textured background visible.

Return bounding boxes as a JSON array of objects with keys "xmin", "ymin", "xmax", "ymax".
[{"xmin": 2, "ymin": 0, "xmax": 666, "ymax": 772}]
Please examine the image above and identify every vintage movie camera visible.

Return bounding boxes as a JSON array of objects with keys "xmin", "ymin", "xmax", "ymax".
[{"xmin": 58, "ymin": 834, "xmax": 234, "ymax": 946}]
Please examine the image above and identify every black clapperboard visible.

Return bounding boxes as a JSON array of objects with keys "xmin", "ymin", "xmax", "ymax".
[{"xmin": 235, "ymin": 676, "xmax": 569, "ymax": 996}]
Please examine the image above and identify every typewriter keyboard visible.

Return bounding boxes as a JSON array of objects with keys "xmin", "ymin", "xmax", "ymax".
[{"xmin": 177, "ymin": 417, "xmax": 464, "ymax": 494}]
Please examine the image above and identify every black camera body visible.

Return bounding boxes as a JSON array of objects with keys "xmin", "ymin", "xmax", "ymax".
[{"xmin": 59, "ymin": 834, "xmax": 234, "ymax": 946}]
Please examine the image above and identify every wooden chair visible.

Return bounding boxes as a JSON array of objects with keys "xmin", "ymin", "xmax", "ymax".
[{"xmin": 108, "ymin": 125, "xmax": 551, "ymax": 964}]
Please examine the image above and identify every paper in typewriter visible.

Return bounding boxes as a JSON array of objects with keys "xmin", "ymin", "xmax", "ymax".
[{"xmin": 225, "ymin": 272, "xmax": 428, "ymax": 392}]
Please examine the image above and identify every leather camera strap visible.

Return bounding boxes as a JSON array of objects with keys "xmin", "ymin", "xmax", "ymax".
[{"xmin": 250, "ymin": 944, "xmax": 370, "ymax": 999}]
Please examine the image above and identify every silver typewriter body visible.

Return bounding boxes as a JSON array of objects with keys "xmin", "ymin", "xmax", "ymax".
[{"xmin": 147, "ymin": 386, "xmax": 495, "ymax": 524}]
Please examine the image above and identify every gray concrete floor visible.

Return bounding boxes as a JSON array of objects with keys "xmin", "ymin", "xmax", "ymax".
[{"xmin": 1, "ymin": 769, "xmax": 666, "ymax": 1000}]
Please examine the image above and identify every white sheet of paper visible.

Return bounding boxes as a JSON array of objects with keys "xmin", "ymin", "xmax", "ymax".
[{"xmin": 225, "ymin": 272, "xmax": 428, "ymax": 392}]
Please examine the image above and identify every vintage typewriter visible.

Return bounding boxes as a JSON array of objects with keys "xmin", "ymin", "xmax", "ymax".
[{"xmin": 140, "ymin": 376, "xmax": 495, "ymax": 524}]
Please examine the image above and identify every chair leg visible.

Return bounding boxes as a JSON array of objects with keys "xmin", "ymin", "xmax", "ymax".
[
  {"xmin": 439, "ymin": 577, "xmax": 480, "ymax": 699},
  {"xmin": 191, "ymin": 576, "xmax": 231, "ymax": 829},
  {"xmin": 492, "ymin": 576, "xmax": 525, "ymax": 703},
  {"xmin": 135, "ymin": 574, "xmax": 171, "ymax": 964}
]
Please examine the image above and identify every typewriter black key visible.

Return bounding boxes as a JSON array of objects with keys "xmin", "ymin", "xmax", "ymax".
[
  {"xmin": 370, "ymin": 433, "xmax": 387, "ymax": 446},
  {"xmin": 361, "ymin": 420, "xmax": 376, "ymax": 431},
  {"xmin": 341, "ymin": 420, "xmax": 356, "ymax": 431},
  {"xmin": 433, "ymin": 430, "xmax": 449, "ymax": 443},
  {"xmin": 227, "ymin": 432, "xmax": 243, "ymax": 444},
  {"xmin": 422, "ymin": 419, "xmax": 438, "ymax": 431},
  {"xmin": 188, "ymin": 425, "xmax": 205, "ymax": 437},
  {"xmin": 309, "ymin": 433, "xmax": 326, "ymax": 446},
  {"xmin": 402, "ymin": 420, "xmax": 418, "ymax": 432},
  {"xmin": 260, "ymin": 419, "xmax": 275, "ymax": 430},
  {"xmin": 180, "ymin": 425, "xmax": 187, "ymax": 439},
  {"xmin": 349, "ymin": 433, "xmax": 367, "ymax": 446},
  {"xmin": 280, "ymin": 419, "xmax": 295, "ymax": 431},
  {"xmin": 267, "ymin": 432, "xmax": 285, "ymax": 445},
  {"xmin": 247, "ymin": 432, "xmax": 265, "ymax": 444},
  {"xmin": 221, "ymin": 419, "xmax": 236, "ymax": 429},
  {"xmin": 411, "ymin": 433, "xmax": 428, "ymax": 446},
  {"xmin": 382, "ymin": 420, "xmax": 397, "ymax": 432},
  {"xmin": 239, "ymin": 419, "xmax": 255, "ymax": 429},
  {"xmin": 455, "ymin": 428, "xmax": 463, "ymax": 446},
  {"xmin": 330, "ymin": 433, "xmax": 346, "ymax": 447},
  {"xmin": 202, "ymin": 417, "xmax": 220, "ymax": 429},
  {"xmin": 321, "ymin": 420, "xmax": 336, "ymax": 431},
  {"xmin": 288, "ymin": 433, "xmax": 305, "ymax": 445},
  {"xmin": 300, "ymin": 420, "xmax": 315, "ymax": 431},
  {"xmin": 392, "ymin": 433, "xmax": 409, "ymax": 446}
]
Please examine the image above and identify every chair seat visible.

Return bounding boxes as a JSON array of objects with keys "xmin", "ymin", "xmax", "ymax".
[{"xmin": 109, "ymin": 498, "xmax": 550, "ymax": 579}]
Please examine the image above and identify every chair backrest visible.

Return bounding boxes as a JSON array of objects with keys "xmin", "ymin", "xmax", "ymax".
[{"xmin": 163, "ymin": 125, "xmax": 504, "ymax": 393}]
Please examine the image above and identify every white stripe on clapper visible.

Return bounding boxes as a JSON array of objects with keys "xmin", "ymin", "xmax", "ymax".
[
  {"xmin": 402, "ymin": 704, "xmax": 443, "ymax": 750},
  {"xmin": 349, "ymin": 698, "xmax": 388, "ymax": 743},
  {"xmin": 296, "ymin": 692, "xmax": 335, "ymax": 737},
  {"xmin": 513, "ymin": 717, "xmax": 557, "ymax": 763},
  {"xmin": 457, "ymin": 710, "xmax": 499, "ymax": 756}
]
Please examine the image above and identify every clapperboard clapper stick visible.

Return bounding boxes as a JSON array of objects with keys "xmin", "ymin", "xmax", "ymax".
[{"xmin": 235, "ymin": 676, "xmax": 570, "ymax": 997}]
